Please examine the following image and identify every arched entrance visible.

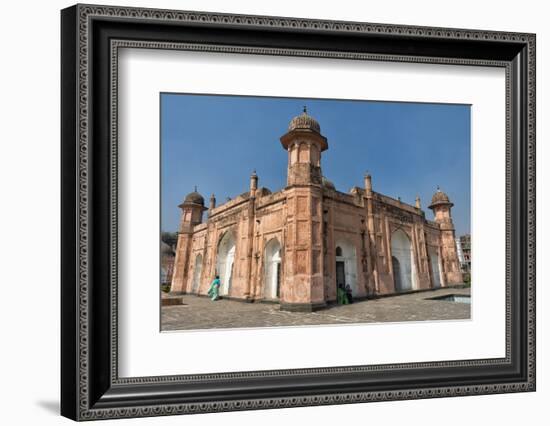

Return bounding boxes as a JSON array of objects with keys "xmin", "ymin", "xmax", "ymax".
[
  {"xmin": 192, "ymin": 254, "xmax": 203, "ymax": 293},
  {"xmin": 216, "ymin": 231, "xmax": 236, "ymax": 296},
  {"xmin": 334, "ymin": 239, "xmax": 358, "ymax": 296},
  {"xmin": 264, "ymin": 238, "xmax": 282, "ymax": 300},
  {"xmin": 391, "ymin": 229, "xmax": 416, "ymax": 292},
  {"xmin": 428, "ymin": 247, "xmax": 442, "ymax": 288}
]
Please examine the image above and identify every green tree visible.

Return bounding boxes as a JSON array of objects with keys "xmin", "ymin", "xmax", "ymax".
[{"xmin": 161, "ymin": 231, "xmax": 178, "ymax": 247}]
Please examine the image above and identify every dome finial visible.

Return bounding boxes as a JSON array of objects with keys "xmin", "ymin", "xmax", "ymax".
[
  {"xmin": 194, "ymin": 185, "xmax": 198, "ymax": 192},
  {"xmin": 287, "ymin": 107, "xmax": 321, "ymax": 133}
]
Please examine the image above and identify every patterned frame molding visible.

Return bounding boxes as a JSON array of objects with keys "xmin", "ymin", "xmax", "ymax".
[{"xmin": 61, "ymin": 3, "xmax": 536, "ymax": 421}]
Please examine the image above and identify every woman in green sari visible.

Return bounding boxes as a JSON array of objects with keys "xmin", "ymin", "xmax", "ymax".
[
  {"xmin": 207, "ymin": 275, "xmax": 221, "ymax": 301},
  {"xmin": 337, "ymin": 283, "xmax": 349, "ymax": 305}
]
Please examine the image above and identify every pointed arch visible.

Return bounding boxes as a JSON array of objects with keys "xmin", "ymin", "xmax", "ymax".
[
  {"xmin": 216, "ymin": 230, "xmax": 236, "ymax": 296},
  {"xmin": 390, "ymin": 228, "xmax": 417, "ymax": 292},
  {"xmin": 334, "ymin": 238, "xmax": 358, "ymax": 296},
  {"xmin": 264, "ymin": 238, "xmax": 282, "ymax": 300}
]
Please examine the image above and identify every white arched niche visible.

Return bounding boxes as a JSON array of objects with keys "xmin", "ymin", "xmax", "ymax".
[
  {"xmin": 428, "ymin": 246, "xmax": 443, "ymax": 289},
  {"xmin": 216, "ymin": 231, "xmax": 236, "ymax": 296},
  {"xmin": 263, "ymin": 238, "xmax": 282, "ymax": 300},
  {"xmin": 192, "ymin": 253, "xmax": 203, "ymax": 293},
  {"xmin": 334, "ymin": 239, "xmax": 358, "ymax": 296},
  {"xmin": 390, "ymin": 229, "xmax": 418, "ymax": 292}
]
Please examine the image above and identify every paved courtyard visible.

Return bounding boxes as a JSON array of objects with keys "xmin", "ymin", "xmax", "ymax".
[{"xmin": 161, "ymin": 287, "xmax": 471, "ymax": 331}]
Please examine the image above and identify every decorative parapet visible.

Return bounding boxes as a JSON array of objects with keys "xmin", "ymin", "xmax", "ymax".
[
  {"xmin": 192, "ymin": 223, "xmax": 208, "ymax": 233},
  {"xmin": 323, "ymin": 188, "xmax": 361, "ymax": 207},
  {"xmin": 256, "ymin": 189, "xmax": 286, "ymax": 210},
  {"xmin": 208, "ymin": 192, "xmax": 251, "ymax": 217},
  {"xmin": 373, "ymin": 191, "xmax": 423, "ymax": 216}
]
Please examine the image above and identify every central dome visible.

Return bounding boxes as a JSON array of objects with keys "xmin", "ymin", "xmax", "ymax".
[{"xmin": 288, "ymin": 106, "xmax": 321, "ymax": 133}]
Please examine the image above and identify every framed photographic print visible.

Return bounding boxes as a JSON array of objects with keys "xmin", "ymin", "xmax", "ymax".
[{"xmin": 61, "ymin": 4, "xmax": 536, "ymax": 421}]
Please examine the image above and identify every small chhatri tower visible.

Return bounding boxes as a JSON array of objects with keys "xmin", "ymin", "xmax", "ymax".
[
  {"xmin": 169, "ymin": 108, "xmax": 464, "ymax": 311},
  {"xmin": 170, "ymin": 188, "xmax": 207, "ymax": 293},
  {"xmin": 280, "ymin": 106, "xmax": 328, "ymax": 187},
  {"xmin": 428, "ymin": 187, "xmax": 462, "ymax": 284}
]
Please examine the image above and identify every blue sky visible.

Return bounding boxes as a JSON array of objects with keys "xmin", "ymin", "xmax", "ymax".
[{"xmin": 161, "ymin": 94, "xmax": 471, "ymax": 236}]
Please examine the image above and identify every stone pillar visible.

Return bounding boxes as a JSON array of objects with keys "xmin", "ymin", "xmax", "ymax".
[
  {"xmin": 384, "ymin": 215, "xmax": 393, "ymax": 277},
  {"xmin": 322, "ymin": 202, "xmax": 335, "ymax": 301},
  {"xmin": 250, "ymin": 170, "xmax": 258, "ymax": 198},
  {"xmin": 281, "ymin": 187, "xmax": 325, "ymax": 311},
  {"xmin": 364, "ymin": 172, "xmax": 378, "ymax": 296},
  {"xmin": 364, "ymin": 173, "xmax": 372, "ymax": 193},
  {"xmin": 416, "ymin": 224, "xmax": 430, "ymax": 278},
  {"xmin": 439, "ymin": 225, "xmax": 462, "ymax": 285},
  {"xmin": 171, "ymin": 233, "xmax": 192, "ymax": 294},
  {"xmin": 244, "ymin": 174, "xmax": 257, "ymax": 300}
]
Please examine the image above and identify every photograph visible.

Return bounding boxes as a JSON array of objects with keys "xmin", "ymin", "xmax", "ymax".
[{"xmin": 160, "ymin": 94, "xmax": 472, "ymax": 331}]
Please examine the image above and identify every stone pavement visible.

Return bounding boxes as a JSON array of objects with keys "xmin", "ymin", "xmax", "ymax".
[{"xmin": 161, "ymin": 287, "xmax": 471, "ymax": 331}]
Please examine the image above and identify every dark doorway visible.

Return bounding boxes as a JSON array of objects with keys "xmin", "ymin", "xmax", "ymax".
[
  {"xmin": 336, "ymin": 261, "xmax": 345, "ymax": 289},
  {"xmin": 392, "ymin": 256, "xmax": 402, "ymax": 291}
]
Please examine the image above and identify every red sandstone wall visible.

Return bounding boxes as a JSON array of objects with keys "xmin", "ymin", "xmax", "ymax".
[{"xmin": 171, "ymin": 185, "xmax": 462, "ymax": 304}]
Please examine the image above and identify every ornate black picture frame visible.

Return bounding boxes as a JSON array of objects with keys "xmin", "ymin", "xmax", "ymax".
[{"xmin": 61, "ymin": 4, "xmax": 536, "ymax": 421}]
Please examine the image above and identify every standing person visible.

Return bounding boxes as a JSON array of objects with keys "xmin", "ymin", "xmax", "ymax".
[
  {"xmin": 337, "ymin": 283, "xmax": 348, "ymax": 305},
  {"xmin": 207, "ymin": 275, "xmax": 221, "ymax": 301}
]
